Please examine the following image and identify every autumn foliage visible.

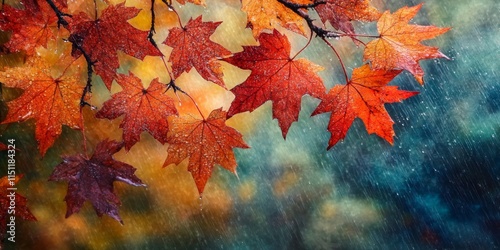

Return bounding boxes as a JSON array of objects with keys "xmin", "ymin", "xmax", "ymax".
[{"xmin": 0, "ymin": 0, "xmax": 449, "ymax": 227}]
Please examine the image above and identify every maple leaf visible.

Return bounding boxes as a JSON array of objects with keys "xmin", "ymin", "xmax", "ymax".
[
  {"xmin": 0, "ymin": 175, "xmax": 37, "ymax": 245},
  {"xmin": 0, "ymin": 57, "xmax": 84, "ymax": 156},
  {"xmin": 0, "ymin": 143, "xmax": 7, "ymax": 151},
  {"xmin": 312, "ymin": 64, "xmax": 418, "ymax": 149},
  {"xmin": 363, "ymin": 4, "xmax": 450, "ymax": 84},
  {"xmin": 224, "ymin": 30, "xmax": 325, "ymax": 137},
  {"xmin": 315, "ymin": 0, "xmax": 381, "ymax": 35},
  {"xmin": 0, "ymin": 0, "xmax": 61, "ymax": 55},
  {"xmin": 241, "ymin": 0, "xmax": 309, "ymax": 38},
  {"xmin": 49, "ymin": 139, "xmax": 145, "ymax": 224},
  {"xmin": 95, "ymin": 73, "xmax": 178, "ymax": 150},
  {"xmin": 163, "ymin": 108, "xmax": 249, "ymax": 194},
  {"xmin": 163, "ymin": 16, "xmax": 231, "ymax": 88},
  {"xmin": 68, "ymin": 3, "xmax": 161, "ymax": 89}
]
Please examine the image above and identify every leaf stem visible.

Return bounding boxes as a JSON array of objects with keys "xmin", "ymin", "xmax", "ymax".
[
  {"xmin": 156, "ymin": 51, "xmax": 204, "ymax": 119},
  {"xmin": 341, "ymin": 33, "xmax": 379, "ymax": 46},
  {"xmin": 291, "ymin": 31, "xmax": 314, "ymax": 60},
  {"xmin": 165, "ymin": 79, "xmax": 205, "ymax": 120},
  {"xmin": 344, "ymin": 33, "xmax": 380, "ymax": 38},
  {"xmin": 159, "ymin": 55, "xmax": 176, "ymax": 81},
  {"xmin": 322, "ymin": 37, "xmax": 349, "ymax": 84},
  {"xmin": 162, "ymin": 0, "xmax": 183, "ymax": 29},
  {"xmin": 184, "ymin": 92, "xmax": 205, "ymax": 120},
  {"xmin": 93, "ymin": 0, "xmax": 98, "ymax": 20},
  {"xmin": 340, "ymin": 33, "xmax": 367, "ymax": 46}
]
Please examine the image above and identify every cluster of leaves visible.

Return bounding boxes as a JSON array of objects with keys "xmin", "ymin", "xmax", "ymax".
[{"xmin": 0, "ymin": 0, "xmax": 448, "ymax": 226}]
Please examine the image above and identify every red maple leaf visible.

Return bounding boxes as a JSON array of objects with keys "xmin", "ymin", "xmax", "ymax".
[
  {"xmin": 163, "ymin": 16, "xmax": 232, "ymax": 88},
  {"xmin": 224, "ymin": 30, "xmax": 326, "ymax": 137},
  {"xmin": 0, "ymin": 0, "xmax": 62, "ymax": 55},
  {"xmin": 163, "ymin": 109, "xmax": 249, "ymax": 194},
  {"xmin": 68, "ymin": 3, "xmax": 161, "ymax": 89},
  {"xmin": 363, "ymin": 4, "xmax": 450, "ymax": 84},
  {"xmin": 315, "ymin": 0, "xmax": 381, "ymax": 35},
  {"xmin": 0, "ymin": 175, "xmax": 37, "ymax": 246},
  {"xmin": 49, "ymin": 139, "xmax": 145, "ymax": 224},
  {"xmin": 312, "ymin": 64, "xmax": 418, "ymax": 149},
  {"xmin": 0, "ymin": 56, "xmax": 85, "ymax": 156},
  {"xmin": 95, "ymin": 73, "xmax": 178, "ymax": 150}
]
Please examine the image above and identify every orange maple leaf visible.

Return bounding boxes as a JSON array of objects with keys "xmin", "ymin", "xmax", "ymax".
[
  {"xmin": 363, "ymin": 4, "xmax": 450, "ymax": 84},
  {"xmin": 0, "ymin": 0, "xmax": 62, "ymax": 55},
  {"xmin": 163, "ymin": 16, "xmax": 232, "ymax": 88},
  {"xmin": 312, "ymin": 64, "xmax": 418, "ymax": 149},
  {"xmin": 241, "ymin": 0, "xmax": 309, "ymax": 38},
  {"xmin": 224, "ymin": 30, "xmax": 325, "ymax": 138},
  {"xmin": 315, "ymin": 0, "xmax": 381, "ymax": 35},
  {"xmin": 0, "ymin": 57, "xmax": 85, "ymax": 156},
  {"xmin": 163, "ymin": 108, "xmax": 249, "ymax": 194},
  {"xmin": 49, "ymin": 139, "xmax": 145, "ymax": 224},
  {"xmin": 95, "ymin": 73, "xmax": 178, "ymax": 150},
  {"xmin": 68, "ymin": 3, "xmax": 161, "ymax": 89}
]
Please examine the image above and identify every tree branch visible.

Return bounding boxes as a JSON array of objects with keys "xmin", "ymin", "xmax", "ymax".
[
  {"xmin": 148, "ymin": 0, "xmax": 158, "ymax": 48},
  {"xmin": 45, "ymin": 0, "xmax": 72, "ymax": 28},
  {"xmin": 278, "ymin": 0, "xmax": 339, "ymax": 38},
  {"xmin": 67, "ymin": 36, "xmax": 96, "ymax": 108}
]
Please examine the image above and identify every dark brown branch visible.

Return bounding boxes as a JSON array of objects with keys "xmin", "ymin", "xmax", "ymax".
[
  {"xmin": 278, "ymin": 0, "xmax": 339, "ymax": 38},
  {"xmin": 67, "ymin": 36, "xmax": 96, "ymax": 108},
  {"xmin": 45, "ymin": 0, "xmax": 72, "ymax": 28},
  {"xmin": 148, "ymin": 0, "xmax": 159, "ymax": 48}
]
